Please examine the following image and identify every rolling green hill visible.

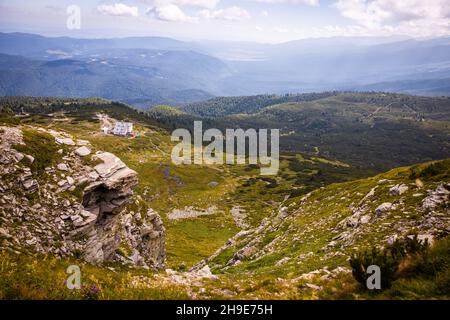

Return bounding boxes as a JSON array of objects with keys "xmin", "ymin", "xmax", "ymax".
[
  {"xmin": 179, "ymin": 92, "xmax": 338, "ymax": 117},
  {"xmin": 151, "ymin": 92, "xmax": 450, "ymax": 172}
]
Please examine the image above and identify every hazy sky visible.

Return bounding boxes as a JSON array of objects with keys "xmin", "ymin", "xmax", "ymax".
[{"xmin": 1, "ymin": 0, "xmax": 449, "ymax": 43}]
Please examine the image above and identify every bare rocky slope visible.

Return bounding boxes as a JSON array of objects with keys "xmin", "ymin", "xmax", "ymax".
[
  {"xmin": 193, "ymin": 160, "xmax": 449, "ymax": 278},
  {"xmin": 0, "ymin": 125, "xmax": 165, "ymax": 270}
]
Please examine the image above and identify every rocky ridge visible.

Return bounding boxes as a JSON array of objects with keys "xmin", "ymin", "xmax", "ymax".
[{"xmin": 0, "ymin": 125, "xmax": 165, "ymax": 269}]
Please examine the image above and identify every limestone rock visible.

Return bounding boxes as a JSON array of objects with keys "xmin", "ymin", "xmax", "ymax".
[
  {"xmin": 88, "ymin": 171, "xmax": 99, "ymax": 181},
  {"xmin": 417, "ymin": 234, "xmax": 434, "ymax": 245},
  {"xmin": 276, "ymin": 257, "xmax": 291, "ymax": 266},
  {"xmin": 57, "ymin": 163, "xmax": 69, "ymax": 171},
  {"xmin": 25, "ymin": 155, "xmax": 34, "ymax": 163},
  {"xmin": 362, "ymin": 186, "xmax": 377, "ymax": 202},
  {"xmin": 375, "ymin": 202, "xmax": 393, "ymax": 216},
  {"xmin": 360, "ymin": 215, "xmax": 371, "ymax": 224},
  {"xmin": 389, "ymin": 184, "xmax": 409, "ymax": 196},
  {"xmin": 387, "ymin": 234, "xmax": 398, "ymax": 245},
  {"xmin": 76, "ymin": 140, "xmax": 89, "ymax": 146},
  {"xmin": 119, "ymin": 209, "xmax": 166, "ymax": 269},
  {"xmin": 0, "ymin": 227, "xmax": 12, "ymax": 239},
  {"xmin": 167, "ymin": 206, "xmax": 217, "ymax": 220},
  {"xmin": 421, "ymin": 184, "xmax": 450, "ymax": 211},
  {"xmin": 14, "ymin": 152, "xmax": 24, "ymax": 162},
  {"xmin": 93, "ymin": 152, "xmax": 127, "ymax": 178},
  {"xmin": 230, "ymin": 206, "xmax": 249, "ymax": 229},
  {"xmin": 58, "ymin": 179, "xmax": 68, "ymax": 187},
  {"xmin": 74, "ymin": 146, "xmax": 91, "ymax": 157},
  {"xmin": 305, "ymin": 283, "xmax": 322, "ymax": 291},
  {"xmin": 195, "ymin": 265, "xmax": 217, "ymax": 280},
  {"xmin": 66, "ymin": 176, "xmax": 75, "ymax": 185},
  {"xmin": 20, "ymin": 169, "xmax": 38, "ymax": 192},
  {"xmin": 55, "ymin": 137, "xmax": 75, "ymax": 145}
]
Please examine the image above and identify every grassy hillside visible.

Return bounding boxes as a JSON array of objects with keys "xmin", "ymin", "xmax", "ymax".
[
  {"xmin": 154, "ymin": 92, "xmax": 450, "ymax": 172},
  {"xmin": 0, "ymin": 96, "xmax": 448, "ymax": 300},
  {"xmin": 209, "ymin": 159, "xmax": 450, "ymax": 273}
]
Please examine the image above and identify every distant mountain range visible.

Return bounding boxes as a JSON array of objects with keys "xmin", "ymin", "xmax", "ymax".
[
  {"xmin": 1, "ymin": 32, "xmax": 450, "ymax": 107},
  {"xmin": 151, "ymin": 92, "xmax": 450, "ymax": 172}
]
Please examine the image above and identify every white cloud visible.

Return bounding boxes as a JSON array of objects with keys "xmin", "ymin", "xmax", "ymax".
[
  {"xmin": 250, "ymin": 0, "xmax": 319, "ymax": 6},
  {"xmin": 199, "ymin": 6, "xmax": 251, "ymax": 21},
  {"xmin": 334, "ymin": 0, "xmax": 450, "ymax": 29},
  {"xmin": 146, "ymin": 1, "xmax": 249, "ymax": 23},
  {"xmin": 146, "ymin": 0, "xmax": 219, "ymax": 9},
  {"xmin": 332, "ymin": 0, "xmax": 450, "ymax": 38},
  {"xmin": 97, "ymin": 3, "xmax": 139, "ymax": 17},
  {"xmin": 261, "ymin": 10, "xmax": 269, "ymax": 17},
  {"xmin": 273, "ymin": 27, "xmax": 289, "ymax": 33},
  {"xmin": 146, "ymin": 4, "xmax": 198, "ymax": 22},
  {"xmin": 334, "ymin": 0, "xmax": 391, "ymax": 28}
]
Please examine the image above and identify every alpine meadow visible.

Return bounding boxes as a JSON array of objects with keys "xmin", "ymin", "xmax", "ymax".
[{"xmin": 0, "ymin": 0, "xmax": 449, "ymax": 311}]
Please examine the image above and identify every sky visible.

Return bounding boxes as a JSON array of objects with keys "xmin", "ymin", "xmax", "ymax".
[{"xmin": 0, "ymin": 0, "xmax": 449, "ymax": 43}]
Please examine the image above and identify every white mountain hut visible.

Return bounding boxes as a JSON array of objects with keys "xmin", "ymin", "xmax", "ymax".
[{"xmin": 112, "ymin": 121, "xmax": 133, "ymax": 136}]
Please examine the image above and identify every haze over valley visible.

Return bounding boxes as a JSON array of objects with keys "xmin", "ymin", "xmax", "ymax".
[{"xmin": 1, "ymin": 32, "xmax": 450, "ymax": 107}]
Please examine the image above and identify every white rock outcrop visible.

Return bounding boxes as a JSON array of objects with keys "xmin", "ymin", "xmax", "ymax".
[
  {"xmin": 375, "ymin": 202, "xmax": 393, "ymax": 216},
  {"xmin": 421, "ymin": 184, "xmax": 449, "ymax": 211},
  {"xmin": 0, "ymin": 126, "xmax": 166, "ymax": 270},
  {"xmin": 389, "ymin": 184, "xmax": 409, "ymax": 196},
  {"xmin": 74, "ymin": 146, "xmax": 91, "ymax": 157}
]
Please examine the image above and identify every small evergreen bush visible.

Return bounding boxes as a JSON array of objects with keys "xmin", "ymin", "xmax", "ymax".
[{"xmin": 350, "ymin": 235, "xmax": 429, "ymax": 290}]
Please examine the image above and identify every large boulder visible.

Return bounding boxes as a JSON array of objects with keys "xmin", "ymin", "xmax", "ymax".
[
  {"xmin": 55, "ymin": 137, "xmax": 75, "ymax": 145},
  {"xmin": 93, "ymin": 152, "xmax": 128, "ymax": 178},
  {"xmin": 0, "ymin": 126, "xmax": 166, "ymax": 270},
  {"xmin": 72, "ymin": 151, "xmax": 165, "ymax": 269},
  {"xmin": 74, "ymin": 146, "xmax": 91, "ymax": 157},
  {"xmin": 20, "ymin": 168, "xmax": 38, "ymax": 192}
]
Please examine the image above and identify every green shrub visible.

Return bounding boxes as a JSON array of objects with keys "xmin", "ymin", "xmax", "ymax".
[
  {"xmin": 14, "ymin": 129, "xmax": 61, "ymax": 177},
  {"xmin": 408, "ymin": 160, "xmax": 450, "ymax": 181},
  {"xmin": 350, "ymin": 247, "xmax": 399, "ymax": 289},
  {"xmin": 350, "ymin": 235, "xmax": 429, "ymax": 290}
]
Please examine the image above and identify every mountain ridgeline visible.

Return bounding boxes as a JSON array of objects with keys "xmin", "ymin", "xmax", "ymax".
[{"xmin": 1, "ymin": 33, "xmax": 450, "ymax": 107}]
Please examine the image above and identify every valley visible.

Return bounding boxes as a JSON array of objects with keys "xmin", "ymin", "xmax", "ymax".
[
  {"xmin": 0, "ymin": 95, "xmax": 449, "ymax": 299},
  {"xmin": 153, "ymin": 92, "xmax": 450, "ymax": 172}
]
